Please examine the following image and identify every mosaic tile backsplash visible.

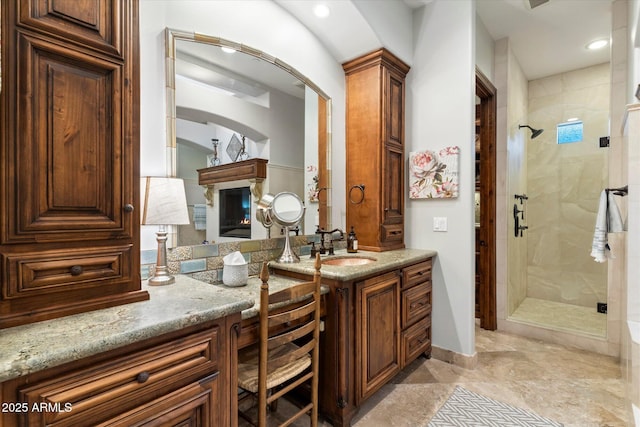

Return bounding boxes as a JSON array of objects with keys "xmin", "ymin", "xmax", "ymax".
[{"xmin": 141, "ymin": 234, "xmax": 346, "ymax": 284}]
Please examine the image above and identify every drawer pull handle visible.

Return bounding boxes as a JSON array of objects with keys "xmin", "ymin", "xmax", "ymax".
[
  {"xmin": 124, "ymin": 204, "xmax": 135, "ymax": 213},
  {"xmin": 136, "ymin": 371, "xmax": 150, "ymax": 383},
  {"xmin": 70, "ymin": 265, "xmax": 83, "ymax": 276},
  {"xmin": 410, "ymin": 302, "xmax": 425, "ymax": 309}
]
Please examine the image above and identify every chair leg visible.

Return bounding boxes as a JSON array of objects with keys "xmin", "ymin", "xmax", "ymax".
[{"xmin": 268, "ymin": 392, "xmax": 278, "ymax": 412}]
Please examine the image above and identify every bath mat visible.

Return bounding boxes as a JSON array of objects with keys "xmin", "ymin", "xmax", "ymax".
[{"xmin": 428, "ymin": 386, "xmax": 563, "ymax": 426}]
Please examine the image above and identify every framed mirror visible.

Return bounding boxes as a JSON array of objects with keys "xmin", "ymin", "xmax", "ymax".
[{"xmin": 165, "ymin": 29, "xmax": 331, "ymax": 246}]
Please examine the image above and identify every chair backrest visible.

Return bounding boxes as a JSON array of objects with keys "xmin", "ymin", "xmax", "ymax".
[{"xmin": 257, "ymin": 252, "xmax": 321, "ymax": 426}]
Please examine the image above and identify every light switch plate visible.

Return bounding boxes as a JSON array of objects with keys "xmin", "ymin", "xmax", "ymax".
[{"xmin": 433, "ymin": 217, "xmax": 448, "ymax": 232}]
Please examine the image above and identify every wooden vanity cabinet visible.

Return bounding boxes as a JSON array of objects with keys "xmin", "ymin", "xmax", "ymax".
[
  {"xmin": 0, "ymin": 0, "xmax": 148, "ymax": 328},
  {"xmin": 0, "ymin": 314, "xmax": 240, "ymax": 427},
  {"xmin": 343, "ymin": 49, "xmax": 410, "ymax": 252},
  {"xmin": 271, "ymin": 257, "xmax": 432, "ymax": 427}
]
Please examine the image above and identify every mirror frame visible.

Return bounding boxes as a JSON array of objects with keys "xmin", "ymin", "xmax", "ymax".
[{"xmin": 164, "ymin": 28, "xmax": 332, "ymax": 240}]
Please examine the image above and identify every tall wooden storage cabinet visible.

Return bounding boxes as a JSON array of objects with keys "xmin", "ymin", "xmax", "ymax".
[
  {"xmin": 343, "ymin": 49, "xmax": 410, "ymax": 252},
  {"xmin": 0, "ymin": 0, "xmax": 148, "ymax": 329}
]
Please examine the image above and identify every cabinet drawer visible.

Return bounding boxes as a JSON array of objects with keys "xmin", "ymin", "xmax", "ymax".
[
  {"xmin": 19, "ymin": 329, "xmax": 219, "ymax": 427},
  {"xmin": 380, "ymin": 223, "xmax": 403, "ymax": 242},
  {"xmin": 401, "ymin": 281, "xmax": 432, "ymax": 329},
  {"xmin": 95, "ymin": 374, "xmax": 219, "ymax": 427},
  {"xmin": 3, "ymin": 245, "xmax": 133, "ymax": 299},
  {"xmin": 401, "ymin": 317, "xmax": 431, "ymax": 367},
  {"xmin": 402, "ymin": 259, "xmax": 432, "ymax": 289}
]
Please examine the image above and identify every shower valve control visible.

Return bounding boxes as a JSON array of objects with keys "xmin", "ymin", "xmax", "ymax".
[{"xmin": 518, "ymin": 225, "xmax": 528, "ymax": 237}]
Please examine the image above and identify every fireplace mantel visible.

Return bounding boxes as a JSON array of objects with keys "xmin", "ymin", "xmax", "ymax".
[
  {"xmin": 198, "ymin": 158, "xmax": 268, "ymax": 206},
  {"xmin": 197, "ymin": 158, "xmax": 268, "ymax": 186}
]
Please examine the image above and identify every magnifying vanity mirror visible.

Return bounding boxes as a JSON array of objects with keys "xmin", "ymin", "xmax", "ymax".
[
  {"xmin": 271, "ymin": 192, "xmax": 306, "ymax": 227},
  {"xmin": 164, "ymin": 29, "xmax": 331, "ymax": 247},
  {"xmin": 257, "ymin": 192, "xmax": 306, "ymax": 263}
]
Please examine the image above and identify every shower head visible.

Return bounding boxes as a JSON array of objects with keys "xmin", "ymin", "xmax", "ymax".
[{"xmin": 519, "ymin": 124, "xmax": 544, "ymax": 139}]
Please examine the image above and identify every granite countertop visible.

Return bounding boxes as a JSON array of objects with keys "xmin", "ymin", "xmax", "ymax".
[
  {"xmin": 225, "ymin": 274, "xmax": 329, "ymax": 320},
  {"xmin": 270, "ymin": 248, "xmax": 437, "ymax": 281},
  {"xmin": 0, "ymin": 273, "xmax": 309, "ymax": 383}
]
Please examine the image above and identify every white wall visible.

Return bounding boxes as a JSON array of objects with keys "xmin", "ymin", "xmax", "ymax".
[
  {"xmin": 475, "ymin": 15, "xmax": 495, "ymax": 82},
  {"xmin": 352, "ymin": 0, "xmax": 413, "ymax": 64},
  {"xmin": 405, "ymin": 1, "xmax": 476, "ymax": 356},
  {"xmin": 139, "ymin": 0, "xmax": 347, "ymax": 249}
]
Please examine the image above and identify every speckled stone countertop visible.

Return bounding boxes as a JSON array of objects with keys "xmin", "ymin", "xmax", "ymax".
[
  {"xmin": 270, "ymin": 248, "xmax": 437, "ymax": 281},
  {"xmin": 228, "ymin": 274, "xmax": 329, "ymax": 320},
  {"xmin": 0, "ymin": 273, "xmax": 309, "ymax": 383}
]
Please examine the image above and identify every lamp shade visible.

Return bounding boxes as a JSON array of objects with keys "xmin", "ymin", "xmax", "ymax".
[{"xmin": 140, "ymin": 177, "xmax": 191, "ymax": 225}]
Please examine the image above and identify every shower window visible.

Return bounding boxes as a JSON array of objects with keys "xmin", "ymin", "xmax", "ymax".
[{"xmin": 557, "ymin": 121, "xmax": 583, "ymax": 144}]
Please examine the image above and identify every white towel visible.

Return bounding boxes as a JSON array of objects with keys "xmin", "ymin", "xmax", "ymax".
[
  {"xmin": 193, "ymin": 204, "xmax": 207, "ymax": 230},
  {"xmin": 590, "ymin": 190, "xmax": 624, "ymax": 262}
]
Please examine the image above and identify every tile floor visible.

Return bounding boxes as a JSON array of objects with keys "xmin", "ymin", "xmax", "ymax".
[{"xmin": 241, "ymin": 325, "xmax": 628, "ymax": 426}]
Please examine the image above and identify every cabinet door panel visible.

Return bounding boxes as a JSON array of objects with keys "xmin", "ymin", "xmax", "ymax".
[
  {"xmin": 11, "ymin": 33, "xmax": 125, "ymax": 241},
  {"xmin": 18, "ymin": 0, "xmax": 123, "ymax": 57},
  {"xmin": 357, "ymin": 273, "xmax": 400, "ymax": 403},
  {"xmin": 382, "ymin": 144, "xmax": 403, "ymax": 226},
  {"xmin": 384, "ymin": 70, "xmax": 404, "ymax": 147}
]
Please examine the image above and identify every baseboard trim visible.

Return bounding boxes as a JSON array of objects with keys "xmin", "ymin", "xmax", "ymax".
[{"xmin": 431, "ymin": 345, "xmax": 478, "ymax": 369}]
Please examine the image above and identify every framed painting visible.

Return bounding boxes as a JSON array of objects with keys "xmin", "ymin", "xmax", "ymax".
[{"xmin": 409, "ymin": 146, "xmax": 460, "ymax": 199}]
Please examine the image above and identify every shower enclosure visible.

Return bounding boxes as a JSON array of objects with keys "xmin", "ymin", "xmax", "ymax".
[{"xmin": 507, "ymin": 63, "xmax": 611, "ymax": 338}]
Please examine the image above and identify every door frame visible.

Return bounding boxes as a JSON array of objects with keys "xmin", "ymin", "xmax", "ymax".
[{"xmin": 475, "ymin": 68, "xmax": 497, "ymax": 330}]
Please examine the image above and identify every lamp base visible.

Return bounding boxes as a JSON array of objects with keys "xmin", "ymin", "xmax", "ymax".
[
  {"xmin": 148, "ymin": 227, "xmax": 176, "ymax": 286},
  {"xmin": 148, "ymin": 275, "xmax": 176, "ymax": 286}
]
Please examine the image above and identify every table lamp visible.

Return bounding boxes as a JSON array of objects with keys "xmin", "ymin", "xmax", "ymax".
[{"xmin": 141, "ymin": 177, "xmax": 190, "ymax": 285}]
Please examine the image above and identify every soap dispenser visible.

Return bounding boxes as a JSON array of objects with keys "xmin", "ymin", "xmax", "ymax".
[{"xmin": 347, "ymin": 226, "xmax": 358, "ymax": 253}]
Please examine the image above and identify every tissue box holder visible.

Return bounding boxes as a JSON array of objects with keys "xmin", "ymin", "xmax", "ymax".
[{"xmin": 223, "ymin": 263, "xmax": 248, "ymax": 287}]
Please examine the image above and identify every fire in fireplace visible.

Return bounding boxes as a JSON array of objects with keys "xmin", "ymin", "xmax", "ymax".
[{"xmin": 219, "ymin": 187, "xmax": 251, "ymax": 238}]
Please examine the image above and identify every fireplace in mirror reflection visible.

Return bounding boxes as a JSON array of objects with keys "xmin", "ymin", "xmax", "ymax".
[{"xmin": 219, "ymin": 187, "xmax": 251, "ymax": 239}]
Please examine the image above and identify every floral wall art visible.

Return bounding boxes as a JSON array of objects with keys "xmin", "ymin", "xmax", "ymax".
[
  {"xmin": 306, "ymin": 165, "xmax": 320, "ymax": 202},
  {"xmin": 409, "ymin": 146, "xmax": 460, "ymax": 199}
]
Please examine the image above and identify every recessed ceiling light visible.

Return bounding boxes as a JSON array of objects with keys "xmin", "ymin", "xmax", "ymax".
[
  {"xmin": 566, "ymin": 117, "xmax": 580, "ymax": 122},
  {"xmin": 221, "ymin": 46, "xmax": 236, "ymax": 54},
  {"xmin": 313, "ymin": 3, "xmax": 330, "ymax": 18},
  {"xmin": 586, "ymin": 39, "xmax": 608, "ymax": 50}
]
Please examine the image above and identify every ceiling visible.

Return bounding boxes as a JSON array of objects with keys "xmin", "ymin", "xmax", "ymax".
[
  {"xmin": 475, "ymin": 0, "xmax": 611, "ymax": 80},
  {"xmin": 275, "ymin": 0, "xmax": 613, "ymax": 81},
  {"xmin": 175, "ymin": 0, "xmax": 613, "ymax": 99}
]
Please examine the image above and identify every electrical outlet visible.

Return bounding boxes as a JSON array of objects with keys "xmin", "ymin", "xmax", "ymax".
[{"xmin": 597, "ymin": 302, "xmax": 607, "ymax": 314}]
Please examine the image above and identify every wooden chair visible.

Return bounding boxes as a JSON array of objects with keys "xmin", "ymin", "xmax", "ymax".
[{"xmin": 237, "ymin": 253, "xmax": 322, "ymax": 426}]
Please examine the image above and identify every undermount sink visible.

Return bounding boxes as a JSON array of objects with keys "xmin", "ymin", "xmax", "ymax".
[{"xmin": 322, "ymin": 256, "xmax": 377, "ymax": 266}]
